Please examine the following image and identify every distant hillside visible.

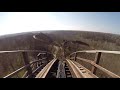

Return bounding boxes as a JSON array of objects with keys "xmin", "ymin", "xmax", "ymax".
[
  {"xmin": 0, "ymin": 30, "xmax": 120, "ymax": 78},
  {"xmin": 46, "ymin": 30, "xmax": 120, "ymax": 77},
  {"xmin": 48, "ymin": 30, "xmax": 120, "ymax": 45},
  {"xmin": 47, "ymin": 30, "xmax": 120, "ymax": 50},
  {"xmin": 0, "ymin": 32, "xmax": 54, "ymax": 77}
]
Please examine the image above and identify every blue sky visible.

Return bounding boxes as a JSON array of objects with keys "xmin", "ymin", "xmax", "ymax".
[{"xmin": 0, "ymin": 12, "xmax": 120, "ymax": 35}]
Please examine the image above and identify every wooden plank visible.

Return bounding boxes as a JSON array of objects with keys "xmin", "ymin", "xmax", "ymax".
[
  {"xmin": 74, "ymin": 53, "xmax": 77, "ymax": 61},
  {"xmin": 91, "ymin": 52, "xmax": 101, "ymax": 74},
  {"xmin": 10, "ymin": 62, "xmax": 19, "ymax": 78},
  {"xmin": 69, "ymin": 50, "xmax": 120, "ymax": 57},
  {"xmin": 4, "ymin": 64, "xmax": 30, "ymax": 78},
  {"xmin": 91, "ymin": 62, "xmax": 120, "ymax": 78},
  {"xmin": 0, "ymin": 50, "xmax": 49, "ymax": 54},
  {"xmin": 26, "ymin": 63, "xmax": 47, "ymax": 78},
  {"xmin": 4, "ymin": 59, "xmax": 43, "ymax": 78},
  {"xmin": 35, "ymin": 58, "xmax": 57, "ymax": 78},
  {"xmin": 76, "ymin": 57, "xmax": 120, "ymax": 78},
  {"xmin": 22, "ymin": 52, "xmax": 33, "ymax": 77},
  {"xmin": 66, "ymin": 59, "xmax": 85, "ymax": 78},
  {"xmin": 72, "ymin": 60, "xmax": 98, "ymax": 78},
  {"xmin": 22, "ymin": 71, "xmax": 28, "ymax": 78}
]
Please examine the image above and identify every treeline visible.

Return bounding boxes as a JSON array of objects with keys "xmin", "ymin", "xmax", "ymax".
[
  {"xmin": 47, "ymin": 30, "xmax": 120, "ymax": 77},
  {"xmin": 48, "ymin": 30, "xmax": 120, "ymax": 45},
  {"xmin": 0, "ymin": 32, "xmax": 53, "ymax": 77},
  {"xmin": 1, "ymin": 30, "xmax": 120, "ymax": 78}
]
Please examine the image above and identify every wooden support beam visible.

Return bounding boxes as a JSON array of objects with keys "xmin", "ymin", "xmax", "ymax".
[
  {"xmin": 74, "ymin": 53, "xmax": 77, "ymax": 61},
  {"xmin": 46, "ymin": 52, "xmax": 48, "ymax": 62},
  {"xmin": 10, "ymin": 62, "xmax": 19, "ymax": 78},
  {"xmin": 4, "ymin": 59, "xmax": 44, "ymax": 78},
  {"xmin": 75, "ymin": 57, "xmax": 120, "ymax": 78},
  {"xmin": 35, "ymin": 58, "xmax": 57, "ymax": 78},
  {"xmin": 22, "ymin": 52, "xmax": 33, "ymax": 78},
  {"xmin": 91, "ymin": 52, "xmax": 101, "ymax": 74}
]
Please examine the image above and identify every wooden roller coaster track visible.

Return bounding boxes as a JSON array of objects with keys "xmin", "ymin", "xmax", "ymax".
[
  {"xmin": 2, "ymin": 32, "xmax": 120, "ymax": 78},
  {"xmin": 1, "ymin": 49, "xmax": 120, "ymax": 78}
]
